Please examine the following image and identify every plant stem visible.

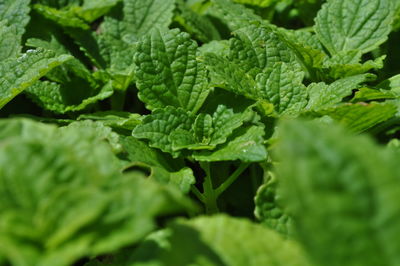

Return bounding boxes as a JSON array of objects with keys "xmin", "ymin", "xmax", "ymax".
[
  {"xmin": 215, "ymin": 163, "xmax": 250, "ymax": 196},
  {"xmin": 200, "ymin": 162, "xmax": 219, "ymax": 214},
  {"xmin": 190, "ymin": 185, "xmax": 204, "ymax": 202}
]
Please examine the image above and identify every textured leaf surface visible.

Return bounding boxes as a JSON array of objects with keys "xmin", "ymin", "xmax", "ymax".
[
  {"xmin": 193, "ymin": 126, "xmax": 267, "ymax": 162},
  {"xmin": 319, "ymin": 102, "xmax": 397, "ymax": 133},
  {"xmin": 0, "ymin": 22, "xmax": 21, "ymax": 60},
  {"xmin": 276, "ymin": 120, "xmax": 400, "ymax": 266},
  {"xmin": 34, "ymin": 4, "xmax": 90, "ymax": 29},
  {"xmin": 0, "ymin": 0, "xmax": 30, "ymax": 36},
  {"xmin": 254, "ymin": 173, "xmax": 294, "ymax": 237},
  {"xmin": 306, "ymin": 74, "xmax": 374, "ymax": 111},
  {"xmin": 209, "ymin": 0, "xmax": 263, "ymax": 31},
  {"xmin": 0, "ymin": 49, "xmax": 72, "ymax": 109},
  {"xmin": 136, "ymin": 215, "xmax": 311, "ymax": 266},
  {"xmin": 0, "ymin": 119, "xmax": 193, "ymax": 266},
  {"xmin": 122, "ymin": 0, "xmax": 175, "ymax": 38},
  {"xmin": 255, "ymin": 62, "xmax": 307, "ymax": 115},
  {"xmin": 230, "ymin": 25, "xmax": 301, "ymax": 77},
  {"xmin": 134, "ymin": 28, "xmax": 209, "ymax": 113},
  {"xmin": 26, "ymin": 80, "xmax": 113, "ymax": 114},
  {"xmin": 132, "ymin": 107, "xmax": 196, "ymax": 156},
  {"xmin": 315, "ymin": 0, "xmax": 394, "ymax": 55},
  {"xmin": 120, "ymin": 136, "xmax": 195, "ymax": 193},
  {"xmin": 175, "ymin": 0, "xmax": 221, "ymax": 43}
]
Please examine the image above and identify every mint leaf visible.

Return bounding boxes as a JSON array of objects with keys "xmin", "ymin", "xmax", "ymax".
[
  {"xmin": 122, "ymin": 0, "xmax": 175, "ymax": 38},
  {"xmin": 0, "ymin": 49, "xmax": 72, "ymax": 109},
  {"xmin": 193, "ymin": 125, "xmax": 267, "ymax": 162},
  {"xmin": 306, "ymin": 74, "xmax": 375, "ymax": 111},
  {"xmin": 137, "ymin": 215, "xmax": 310, "ymax": 266},
  {"xmin": 134, "ymin": 28, "xmax": 209, "ymax": 113},
  {"xmin": 132, "ymin": 107, "xmax": 196, "ymax": 156},
  {"xmin": 318, "ymin": 102, "xmax": 398, "ymax": 133},
  {"xmin": 315, "ymin": 0, "xmax": 394, "ymax": 55},
  {"xmin": 0, "ymin": 0, "xmax": 30, "ymax": 36},
  {"xmin": 276, "ymin": 119, "xmax": 400, "ymax": 266},
  {"xmin": 26, "ymin": 80, "xmax": 113, "ymax": 114},
  {"xmin": 0, "ymin": 118, "xmax": 193, "ymax": 266}
]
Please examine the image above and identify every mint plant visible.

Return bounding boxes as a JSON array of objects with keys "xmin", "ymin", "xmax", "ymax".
[{"xmin": 1, "ymin": 0, "xmax": 400, "ymax": 265}]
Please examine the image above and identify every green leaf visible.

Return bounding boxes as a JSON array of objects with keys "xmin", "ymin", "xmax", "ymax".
[
  {"xmin": 122, "ymin": 0, "xmax": 175, "ymax": 38},
  {"xmin": 254, "ymin": 172, "xmax": 294, "ymax": 237},
  {"xmin": 0, "ymin": 118, "xmax": 194, "ymax": 266},
  {"xmin": 352, "ymin": 87, "xmax": 396, "ymax": 102},
  {"xmin": 193, "ymin": 125, "xmax": 267, "ymax": 162},
  {"xmin": 377, "ymin": 73, "xmax": 400, "ymax": 95},
  {"xmin": 255, "ymin": 62, "xmax": 307, "ymax": 116},
  {"xmin": 120, "ymin": 136, "xmax": 196, "ymax": 193},
  {"xmin": 318, "ymin": 102, "xmax": 398, "ymax": 133},
  {"xmin": 78, "ymin": 111, "xmax": 142, "ymax": 131},
  {"xmin": 276, "ymin": 119, "xmax": 400, "ymax": 266},
  {"xmin": 73, "ymin": 0, "xmax": 119, "ymax": 22},
  {"xmin": 128, "ymin": 215, "xmax": 311, "ymax": 266},
  {"xmin": 279, "ymin": 28, "xmax": 327, "ymax": 71},
  {"xmin": 0, "ymin": 49, "xmax": 72, "ymax": 109},
  {"xmin": 0, "ymin": 22, "xmax": 21, "ymax": 60},
  {"xmin": 0, "ymin": 0, "xmax": 30, "ymax": 36},
  {"xmin": 134, "ymin": 28, "xmax": 209, "ymax": 113},
  {"xmin": 232, "ymin": 0, "xmax": 275, "ymax": 8},
  {"xmin": 209, "ymin": 0, "xmax": 263, "ymax": 31},
  {"xmin": 315, "ymin": 0, "xmax": 394, "ymax": 55},
  {"xmin": 204, "ymin": 53, "xmax": 258, "ymax": 98},
  {"xmin": 230, "ymin": 25, "xmax": 301, "ymax": 77},
  {"xmin": 306, "ymin": 74, "xmax": 375, "ymax": 111},
  {"xmin": 26, "ymin": 80, "xmax": 113, "ymax": 114},
  {"xmin": 34, "ymin": 4, "xmax": 90, "ymax": 29},
  {"xmin": 174, "ymin": 0, "xmax": 221, "ymax": 43},
  {"xmin": 132, "ymin": 107, "xmax": 196, "ymax": 157}
]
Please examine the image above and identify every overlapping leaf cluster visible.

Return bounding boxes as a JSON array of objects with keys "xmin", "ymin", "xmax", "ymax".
[{"xmin": 1, "ymin": 0, "xmax": 400, "ymax": 265}]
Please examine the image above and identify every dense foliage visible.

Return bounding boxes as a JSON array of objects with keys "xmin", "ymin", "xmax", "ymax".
[{"xmin": 1, "ymin": 0, "xmax": 400, "ymax": 265}]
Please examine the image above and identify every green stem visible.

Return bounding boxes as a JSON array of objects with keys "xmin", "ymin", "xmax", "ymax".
[
  {"xmin": 200, "ymin": 162, "xmax": 219, "ymax": 214},
  {"xmin": 191, "ymin": 185, "xmax": 204, "ymax": 202},
  {"xmin": 215, "ymin": 163, "xmax": 250, "ymax": 197}
]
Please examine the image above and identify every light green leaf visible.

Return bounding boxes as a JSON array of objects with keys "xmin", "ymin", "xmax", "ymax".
[
  {"xmin": 254, "ymin": 172, "xmax": 294, "ymax": 237},
  {"xmin": 26, "ymin": 80, "xmax": 113, "ymax": 114},
  {"xmin": 276, "ymin": 119, "xmax": 400, "ymax": 266},
  {"xmin": 132, "ymin": 107, "xmax": 196, "ymax": 157},
  {"xmin": 255, "ymin": 62, "xmax": 307, "ymax": 116},
  {"xmin": 315, "ymin": 0, "xmax": 394, "ymax": 55},
  {"xmin": 134, "ymin": 28, "xmax": 209, "ymax": 113},
  {"xmin": 233, "ymin": 0, "xmax": 275, "ymax": 8},
  {"xmin": 0, "ymin": 118, "xmax": 194, "ymax": 266},
  {"xmin": 0, "ymin": 0, "xmax": 30, "ymax": 36},
  {"xmin": 209, "ymin": 0, "xmax": 263, "ymax": 31},
  {"xmin": 120, "ymin": 136, "xmax": 196, "ymax": 193},
  {"xmin": 352, "ymin": 87, "xmax": 396, "ymax": 102},
  {"xmin": 204, "ymin": 53, "xmax": 258, "ymax": 98},
  {"xmin": 122, "ymin": 0, "xmax": 175, "ymax": 38},
  {"xmin": 306, "ymin": 74, "xmax": 375, "ymax": 111},
  {"xmin": 279, "ymin": 29, "xmax": 327, "ymax": 70},
  {"xmin": 34, "ymin": 4, "xmax": 90, "ymax": 29},
  {"xmin": 74, "ymin": 0, "xmax": 119, "ymax": 22},
  {"xmin": 193, "ymin": 126, "xmax": 267, "ymax": 162},
  {"xmin": 78, "ymin": 111, "xmax": 142, "ymax": 131},
  {"xmin": 0, "ymin": 49, "xmax": 72, "ymax": 109},
  {"xmin": 377, "ymin": 73, "xmax": 400, "ymax": 95},
  {"xmin": 230, "ymin": 25, "xmax": 301, "ymax": 76},
  {"xmin": 0, "ymin": 22, "xmax": 21, "ymax": 61},
  {"xmin": 318, "ymin": 102, "xmax": 398, "ymax": 133},
  {"xmin": 174, "ymin": 0, "xmax": 221, "ymax": 43},
  {"xmin": 133, "ymin": 215, "xmax": 311, "ymax": 266}
]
